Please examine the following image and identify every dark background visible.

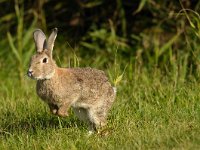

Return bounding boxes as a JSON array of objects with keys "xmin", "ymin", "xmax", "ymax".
[{"xmin": 0, "ymin": 0, "xmax": 200, "ymax": 82}]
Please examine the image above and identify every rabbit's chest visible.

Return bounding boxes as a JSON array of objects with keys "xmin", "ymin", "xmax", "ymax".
[
  {"xmin": 36, "ymin": 79, "xmax": 81, "ymax": 105},
  {"xmin": 36, "ymin": 81, "xmax": 64, "ymax": 104}
]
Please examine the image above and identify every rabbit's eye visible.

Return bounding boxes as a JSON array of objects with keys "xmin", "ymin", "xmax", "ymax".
[{"xmin": 42, "ymin": 58, "xmax": 48, "ymax": 63}]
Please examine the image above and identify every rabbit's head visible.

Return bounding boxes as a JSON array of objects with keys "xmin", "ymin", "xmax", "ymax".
[{"xmin": 27, "ymin": 28, "xmax": 58, "ymax": 80}]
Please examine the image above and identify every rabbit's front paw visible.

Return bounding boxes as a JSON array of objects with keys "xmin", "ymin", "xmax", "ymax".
[
  {"xmin": 51, "ymin": 109, "xmax": 57, "ymax": 115},
  {"xmin": 56, "ymin": 102, "xmax": 70, "ymax": 117},
  {"xmin": 49, "ymin": 103, "xmax": 58, "ymax": 115},
  {"xmin": 57, "ymin": 108, "xmax": 69, "ymax": 117}
]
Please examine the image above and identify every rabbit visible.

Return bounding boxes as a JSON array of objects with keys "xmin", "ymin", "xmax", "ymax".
[{"xmin": 27, "ymin": 28, "xmax": 116, "ymax": 133}]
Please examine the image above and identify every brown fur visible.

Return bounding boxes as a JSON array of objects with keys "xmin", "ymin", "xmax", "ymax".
[{"xmin": 28, "ymin": 28, "xmax": 116, "ymax": 132}]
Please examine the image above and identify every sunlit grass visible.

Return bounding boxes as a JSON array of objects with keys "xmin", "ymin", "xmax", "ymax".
[{"xmin": 1, "ymin": 66, "xmax": 200, "ymax": 149}]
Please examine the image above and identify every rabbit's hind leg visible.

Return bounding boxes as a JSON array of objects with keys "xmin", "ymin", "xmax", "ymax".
[
  {"xmin": 73, "ymin": 107, "xmax": 89, "ymax": 122},
  {"xmin": 87, "ymin": 108, "xmax": 107, "ymax": 133},
  {"xmin": 73, "ymin": 107, "xmax": 95, "ymax": 133}
]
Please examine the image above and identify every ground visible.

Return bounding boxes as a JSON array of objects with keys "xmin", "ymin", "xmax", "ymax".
[{"xmin": 1, "ymin": 70, "xmax": 200, "ymax": 150}]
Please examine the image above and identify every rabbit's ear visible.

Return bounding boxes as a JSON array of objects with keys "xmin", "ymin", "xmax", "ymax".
[
  {"xmin": 47, "ymin": 28, "xmax": 58, "ymax": 57},
  {"xmin": 33, "ymin": 29, "xmax": 47, "ymax": 53}
]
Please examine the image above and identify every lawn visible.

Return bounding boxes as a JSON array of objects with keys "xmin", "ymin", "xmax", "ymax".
[{"xmin": 1, "ymin": 68, "xmax": 200, "ymax": 149}]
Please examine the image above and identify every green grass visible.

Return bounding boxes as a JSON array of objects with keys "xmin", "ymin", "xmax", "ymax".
[{"xmin": 1, "ymin": 68, "xmax": 200, "ymax": 150}]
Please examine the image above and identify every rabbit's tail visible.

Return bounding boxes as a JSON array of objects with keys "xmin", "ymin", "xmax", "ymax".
[{"xmin": 113, "ymin": 87, "xmax": 117, "ymax": 95}]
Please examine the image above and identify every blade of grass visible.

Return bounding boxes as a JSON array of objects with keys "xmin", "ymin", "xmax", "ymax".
[
  {"xmin": 15, "ymin": 0, "xmax": 24, "ymax": 59},
  {"xmin": 0, "ymin": 13, "xmax": 15, "ymax": 23},
  {"xmin": 159, "ymin": 32, "xmax": 181, "ymax": 57},
  {"xmin": 7, "ymin": 32, "xmax": 21, "ymax": 63},
  {"xmin": 24, "ymin": 44, "xmax": 35, "ymax": 66},
  {"xmin": 23, "ymin": 17, "xmax": 37, "ymax": 48},
  {"xmin": 114, "ymin": 64, "xmax": 127, "ymax": 87},
  {"xmin": 179, "ymin": 1, "xmax": 196, "ymax": 29},
  {"xmin": 133, "ymin": 0, "xmax": 147, "ymax": 14}
]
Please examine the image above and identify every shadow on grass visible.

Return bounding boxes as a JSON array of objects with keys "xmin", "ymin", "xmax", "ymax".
[{"xmin": 0, "ymin": 111, "xmax": 86, "ymax": 136}]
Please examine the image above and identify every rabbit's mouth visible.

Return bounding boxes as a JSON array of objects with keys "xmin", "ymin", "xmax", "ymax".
[
  {"xmin": 27, "ymin": 71, "xmax": 55, "ymax": 80},
  {"xmin": 27, "ymin": 70, "xmax": 42, "ymax": 80},
  {"xmin": 27, "ymin": 68, "xmax": 55, "ymax": 80},
  {"xmin": 27, "ymin": 70, "xmax": 34, "ymax": 78},
  {"xmin": 29, "ymin": 75, "xmax": 44, "ymax": 80}
]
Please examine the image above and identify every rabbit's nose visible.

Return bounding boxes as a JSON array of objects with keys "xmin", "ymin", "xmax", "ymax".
[{"xmin": 27, "ymin": 70, "xmax": 33, "ymax": 77}]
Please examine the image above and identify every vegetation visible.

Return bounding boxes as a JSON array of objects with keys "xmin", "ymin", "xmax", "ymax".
[{"xmin": 0, "ymin": 0, "xmax": 200, "ymax": 149}]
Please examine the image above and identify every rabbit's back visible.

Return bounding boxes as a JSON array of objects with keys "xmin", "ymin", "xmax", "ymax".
[{"xmin": 70, "ymin": 67, "xmax": 115, "ymax": 107}]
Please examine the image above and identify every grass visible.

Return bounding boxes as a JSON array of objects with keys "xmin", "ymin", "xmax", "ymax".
[{"xmin": 1, "ymin": 66, "xmax": 200, "ymax": 149}]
